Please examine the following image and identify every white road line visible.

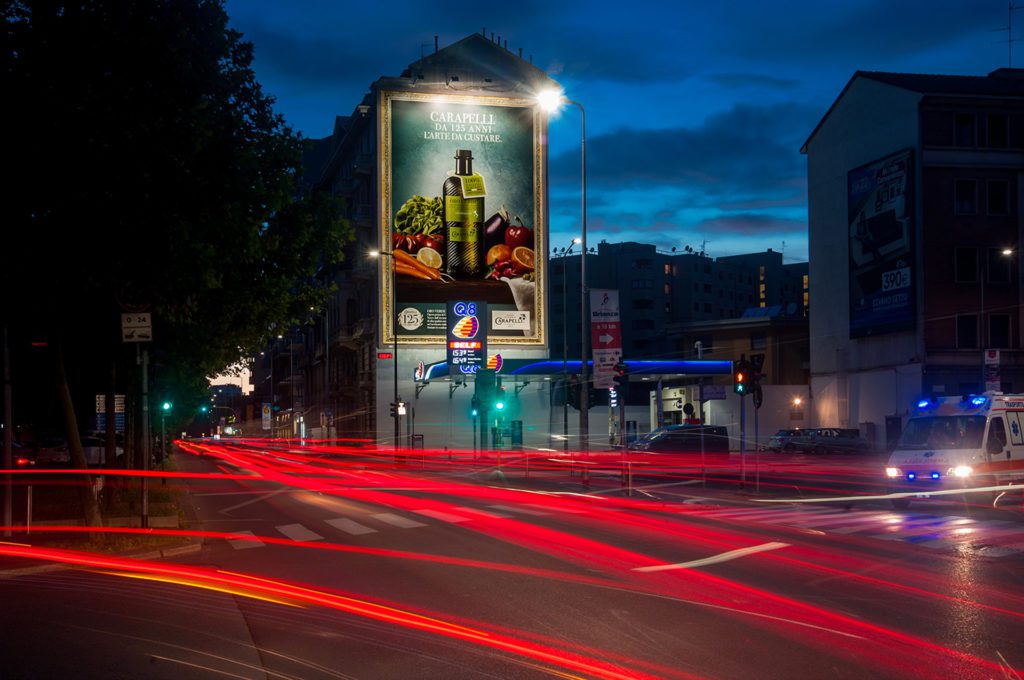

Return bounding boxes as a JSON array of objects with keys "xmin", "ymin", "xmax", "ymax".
[
  {"xmin": 325, "ymin": 518, "xmax": 377, "ymax": 535},
  {"xmin": 218, "ymin": 490, "xmax": 289, "ymax": 515},
  {"xmin": 414, "ymin": 509, "xmax": 471, "ymax": 523},
  {"xmin": 372, "ymin": 513, "xmax": 428, "ymax": 528},
  {"xmin": 633, "ymin": 542, "xmax": 790, "ymax": 572},
  {"xmin": 275, "ymin": 524, "xmax": 323, "ymax": 542},
  {"xmin": 488, "ymin": 504, "xmax": 549, "ymax": 516},
  {"xmin": 454, "ymin": 506, "xmax": 511, "ymax": 519},
  {"xmin": 226, "ymin": 530, "xmax": 265, "ymax": 550}
]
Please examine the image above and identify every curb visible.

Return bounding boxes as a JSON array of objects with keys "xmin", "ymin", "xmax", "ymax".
[{"xmin": 0, "ymin": 539, "xmax": 203, "ymax": 579}]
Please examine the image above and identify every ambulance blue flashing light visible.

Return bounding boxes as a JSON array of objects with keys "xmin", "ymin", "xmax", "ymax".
[
  {"xmin": 907, "ymin": 472, "xmax": 916, "ymax": 481},
  {"xmin": 930, "ymin": 472, "xmax": 941, "ymax": 480},
  {"xmin": 970, "ymin": 396, "xmax": 987, "ymax": 406},
  {"xmin": 917, "ymin": 399, "xmax": 930, "ymax": 409}
]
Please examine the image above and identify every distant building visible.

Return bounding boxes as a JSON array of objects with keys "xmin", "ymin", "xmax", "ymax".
[
  {"xmin": 550, "ymin": 241, "xmax": 807, "ymax": 363},
  {"xmin": 802, "ymin": 67, "xmax": 1024, "ymax": 447}
]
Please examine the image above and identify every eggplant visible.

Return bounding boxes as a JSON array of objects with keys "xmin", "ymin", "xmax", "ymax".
[{"xmin": 483, "ymin": 206, "xmax": 510, "ymax": 251}]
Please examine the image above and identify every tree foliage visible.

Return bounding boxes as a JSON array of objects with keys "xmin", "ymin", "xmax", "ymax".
[{"xmin": 2, "ymin": 0, "xmax": 350, "ymax": 414}]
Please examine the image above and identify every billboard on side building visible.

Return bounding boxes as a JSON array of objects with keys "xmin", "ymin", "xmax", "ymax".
[
  {"xmin": 378, "ymin": 90, "xmax": 547, "ymax": 347},
  {"xmin": 848, "ymin": 149, "xmax": 915, "ymax": 338}
]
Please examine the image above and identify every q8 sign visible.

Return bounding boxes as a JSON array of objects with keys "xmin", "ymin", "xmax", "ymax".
[{"xmin": 446, "ymin": 301, "xmax": 487, "ymax": 375}]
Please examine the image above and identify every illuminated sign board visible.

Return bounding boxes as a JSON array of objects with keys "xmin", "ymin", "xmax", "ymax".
[
  {"xmin": 379, "ymin": 90, "xmax": 547, "ymax": 347},
  {"xmin": 848, "ymin": 149, "xmax": 915, "ymax": 338},
  {"xmin": 446, "ymin": 301, "xmax": 487, "ymax": 375}
]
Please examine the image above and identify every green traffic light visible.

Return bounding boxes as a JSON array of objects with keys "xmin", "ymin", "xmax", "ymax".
[
  {"xmin": 162, "ymin": 401, "xmax": 172, "ymax": 411},
  {"xmin": 199, "ymin": 405, "xmax": 208, "ymax": 413},
  {"xmin": 471, "ymin": 408, "xmax": 479, "ymax": 417},
  {"xmin": 494, "ymin": 401, "xmax": 505, "ymax": 411}
]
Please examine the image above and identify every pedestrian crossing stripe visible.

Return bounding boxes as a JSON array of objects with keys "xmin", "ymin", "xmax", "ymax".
[{"xmin": 693, "ymin": 506, "xmax": 1024, "ymax": 556}]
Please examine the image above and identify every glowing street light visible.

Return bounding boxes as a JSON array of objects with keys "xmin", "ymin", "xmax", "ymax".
[
  {"xmin": 539, "ymin": 88, "xmax": 589, "ymax": 457},
  {"xmin": 370, "ymin": 249, "xmax": 401, "ymax": 451}
]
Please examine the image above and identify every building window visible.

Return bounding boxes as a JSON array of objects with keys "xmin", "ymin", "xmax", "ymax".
[
  {"xmin": 631, "ymin": 279, "xmax": 652, "ymax": 289},
  {"xmin": 956, "ymin": 314, "xmax": 979, "ymax": 349},
  {"xmin": 955, "ymin": 179, "xmax": 977, "ymax": 215},
  {"xmin": 632, "ymin": 298, "xmax": 654, "ymax": 310},
  {"xmin": 987, "ymin": 180, "xmax": 1010, "ymax": 216},
  {"xmin": 988, "ymin": 113, "xmax": 1008, "ymax": 148},
  {"xmin": 632, "ymin": 258, "xmax": 652, "ymax": 270},
  {"xmin": 664, "ymin": 264, "xmax": 671, "ymax": 275},
  {"xmin": 703, "ymin": 303, "xmax": 713, "ymax": 313},
  {"xmin": 632, "ymin": 319, "xmax": 655, "ymax": 331},
  {"xmin": 703, "ymin": 283, "xmax": 712, "ymax": 293},
  {"xmin": 704, "ymin": 264, "xmax": 712, "ymax": 274},
  {"xmin": 750, "ymin": 332, "xmax": 767, "ymax": 350},
  {"xmin": 955, "ymin": 247, "xmax": 978, "ymax": 282},
  {"xmin": 988, "ymin": 247, "xmax": 1012, "ymax": 283},
  {"xmin": 990, "ymin": 314, "xmax": 1012, "ymax": 348},
  {"xmin": 955, "ymin": 113, "xmax": 976, "ymax": 147}
]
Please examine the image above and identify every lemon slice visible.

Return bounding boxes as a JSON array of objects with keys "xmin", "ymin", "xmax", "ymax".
[{"xmin": 417, "ymin": 247, "xmax": 442, "ymax": 269}]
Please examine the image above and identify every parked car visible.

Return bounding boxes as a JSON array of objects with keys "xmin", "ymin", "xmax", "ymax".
[
  {"xmin": 792, "ymin": 428, "xmax": 872, "ymax": 454},
  {"xmin": 34, "ymin": 438, "xmax": 70, "ymax": 465},
  {"xmin": 627, "ymin": 425, "xmax": 731, "ymax": 455},
  {"xmin": 764, "ymin": 428, "xmax": 804, "ymax": 452},
  {"xmin": 12, "ymin": 441, "xmax": 37, "ymax": 467}
]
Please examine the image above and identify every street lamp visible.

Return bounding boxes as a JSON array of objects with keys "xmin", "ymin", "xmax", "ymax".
[
  {"xmin": 370, "ymin": 249, "xmax": 400, "ymax": 450},
  {"xmin": 556, "ymin": 238, "xmax": 581, "ymax": 453},
  {"xmin": 539, "ymin": 90, "xmax": 588, "ymax": 458},
  {"xmin": 979, "ymin": 246, "xmax": 1015, "ymax": 390}
]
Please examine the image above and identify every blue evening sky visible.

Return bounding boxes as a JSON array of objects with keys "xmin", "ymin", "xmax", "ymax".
[{"xmin": 225, "ymin": 0, "xmax": 1012, "ymax": 262}]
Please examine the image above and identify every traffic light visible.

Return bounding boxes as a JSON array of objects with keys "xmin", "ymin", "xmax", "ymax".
[
  {"xmin": 733, "ymin": 360, "xmax": 749, "ymax": 395},
  {"xmin": 389, "ymin": 402, "xmax": 397, "ymax": 418},
  {"xmin": 612, "ymin": 361, "xmax": 628, "ymax": 391},
  {"xmin": 470, "ymin": 396, "xmax": 480, "ymax": 417},
  {"xmin": 567, "ymin": 376, "xmax": 581, "ymax": 410},
  {"xmin": 493, "ymin": 378, "xmax": 506, "ymax": 412}
]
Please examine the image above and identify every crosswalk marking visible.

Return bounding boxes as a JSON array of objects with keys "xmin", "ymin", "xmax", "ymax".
[
  {"xmin": 226, "ymin": 530, "xmax": 265, "ymax": 550},
  {"xmin": 489, "ymin": 504, "xmax": 549, "ymax": 516},
  {"xmin": 697, "ymin": 505, "xmax": 1024, "ymax": 557},
  {"xmin": 454, "ymin": 506, "xmax": 511, "ymax": 519},
  {"xmin": 372, "ymin": 513, "xmax": 428, "ymax": 528},
  {"xmin": 276, "ymin": 524, "xmax": 324, "ymax": 542},
  {"xmin": 325, "ymin": 518, "xmax": 377, "ymax": 535},
  {"xmin": 526, "ymin": 503, "xmax": 583, "ymax": 514},
  {"xmin": 414, "ymin": 509, "xmax": 471, "ymax": 523}
]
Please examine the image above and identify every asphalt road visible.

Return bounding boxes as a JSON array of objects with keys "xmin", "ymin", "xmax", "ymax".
[{"xmin": 1, "ymin": 442, "xmax": 1022, "ymax": 679}]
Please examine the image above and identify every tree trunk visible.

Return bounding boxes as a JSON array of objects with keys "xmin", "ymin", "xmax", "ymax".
[{"xmin": 54, "ymin": 340, "xmax": 103, "ymax": 534}]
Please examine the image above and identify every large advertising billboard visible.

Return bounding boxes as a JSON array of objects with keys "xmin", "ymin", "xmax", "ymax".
[
  {"xmin": 848, "ymin": 149, "xmax": 915, "ymax": 338},
  {"xmin": 379, "ymin": 90, "xmax": 547, "ymax": 347}
]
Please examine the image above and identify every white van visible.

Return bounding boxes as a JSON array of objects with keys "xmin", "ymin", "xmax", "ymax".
[{"xmin": 885, "ymin": 394, "xmax": 1024, "ymax": 508}]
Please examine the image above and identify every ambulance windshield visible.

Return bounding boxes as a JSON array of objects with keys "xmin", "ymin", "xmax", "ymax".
[{"xmin": 898, "ymin": 416, "xmax": 987, "ymax": 450}]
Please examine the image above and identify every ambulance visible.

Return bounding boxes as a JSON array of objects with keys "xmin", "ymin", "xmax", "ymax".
[{"xmin": 885, "ymin": 394, "xmax": 1024, "ymax": 508}]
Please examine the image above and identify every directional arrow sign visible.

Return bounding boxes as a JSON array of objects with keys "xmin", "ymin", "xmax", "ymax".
[{"xmin": 590, "ymin": 290, "xmax": 622, "ymax": 389}]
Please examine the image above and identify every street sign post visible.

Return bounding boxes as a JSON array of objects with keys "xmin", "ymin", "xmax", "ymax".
[
  {"xmin": 589, "ymin": 290, "xmax": 621, "ymax": 389},
  {"xmin": 120, "ymin": 313, "xmax": 152, "ymax": 342}
]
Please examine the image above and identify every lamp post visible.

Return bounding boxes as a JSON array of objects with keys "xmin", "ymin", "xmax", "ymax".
[
  {"xmin": 558, "ymin": 238, "xmax": 581, "ymax": 453},
  {"xmin": 979, "ymin": 247, "xmax": 1014, "ymax": 390},
  {"xmin": 370, "ymin": 249, "xmax": 400, "ymax": 449},
  {"xmin": 160, "ymin": 401, "xmax": 171, "ymax": 462},
  {"xmin": 539, "ymin": 90, "xmax": 588, "ymax": 459}
]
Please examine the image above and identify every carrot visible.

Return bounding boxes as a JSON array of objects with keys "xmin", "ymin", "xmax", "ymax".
[
  {"xmin": 393, "ymin": 249, "xmax": 441, "ymax": 280},
  {"xmin": 395, "ymin": 261, "xmax": 433, "ymax": 280}
]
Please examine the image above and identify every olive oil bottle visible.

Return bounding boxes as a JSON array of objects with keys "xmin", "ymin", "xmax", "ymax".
[{"xmin": 443, "ymin": 149, "xmax": 485, "ymax": 278}]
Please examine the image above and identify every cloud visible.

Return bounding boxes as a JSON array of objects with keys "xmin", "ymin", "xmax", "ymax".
[
  {"xmin": 550, "ymin": 101, "xmax": 817, "ymax": 202},
  {"xmin": 693, "ymin": 213, "xmax": 806, "ymax": 236},
  {"xmin": 706, "ymin": 73, "xmax": 801, "ymax": 90}
]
